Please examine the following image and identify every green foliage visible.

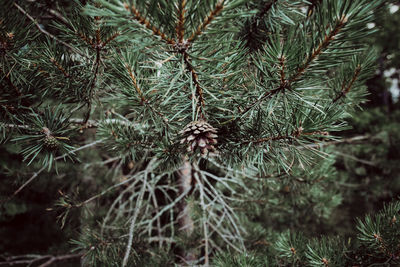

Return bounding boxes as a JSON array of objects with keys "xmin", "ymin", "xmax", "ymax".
[
  {"xmin": 11, "ymin": 106, "xmax": 75, "ymax": 169},
  {"xmin": 357, "ymin": 201, "xmax": 400, "ymax": 260},
  {"xmin": 1, "ymin": 0, "xmax": 398, "ymax": 266},
  {"xmin": 213, "ymin": 251, "xmax": 270, "ymax": 267}
]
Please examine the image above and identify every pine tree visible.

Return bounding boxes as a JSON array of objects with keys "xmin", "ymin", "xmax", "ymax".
[{"xmin": 1, "ymin": 0, "xmax": 398, "ymax": 266}]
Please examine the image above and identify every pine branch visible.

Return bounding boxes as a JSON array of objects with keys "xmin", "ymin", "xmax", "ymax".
[
  {"xmin": 125, "ymin": 62, "xmax": 169, "ymax": 125},
  {"xmin": 176, "ymin": 0, "xmax": 187, "ymax": 43},
  {"xmin": 279, "ymin": 55, "xmax": 287, "ymax": 87},
  {"xmin": 333, "ymin": 65, "xmax": 361, "ymax": 103},
  {"xmin": 84, "ymin": 44, "xmax": 101, "ymax": 123},
  {"xmin": 50, "ymin": 57, "xmax": 70, "ymax": 78},
  {"xmin": 123, "ymin": 3, "xmax": 175, "ymax": 45},
  {"xmin": 102, "ymin": 31, "xmax": 121, "ymax": 47},
  {"xmin": 0, "ymin": 164, "xmax": 47, "ymax": 207},
  {"xmin": 187, "ymin": 0, "xmax": 225, "ymax": 43},
  {"xmin": 240, "ymin": 15, "xmax": 349, "ymax": 117},
  {"xmin": 0, "ymin": 66, "xmax": 22, "ymax": 96},
  {"xmin": 0, "ymin": 253, "xmax": 83, "ymax": 267},
  {"xmin": 0, "ymin": 139, "xmax": 104, "ymax": 206},
  {"xmin": 13, "ymin": 3, "xmax": 88, "ymax": 59},
  {"xmin": 242, "ymin": 129, "xmax": 329, "ymax": 145},
  {"xmin": 77, "ymin": 30, "xmax": 94, "ymax": 47},
  {"xmin": 239, "ymin": 85, "xmax": 283, "ymax": 117},
  {"xmin": 183, "ymin": 51, "xmax": 205, "ymax": 117},
  {"xmin": 257, "ymin": 0, "xmax": 278, "ymax": 21},
  {"xmin": 290, "ymin": 15, "xmax": 348, "ymax": 83},
  {"xmin": 126, "ymin": 64, "xmax": 145, "ymax": 102}
]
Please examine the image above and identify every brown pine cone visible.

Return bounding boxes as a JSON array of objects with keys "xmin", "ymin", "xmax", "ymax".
[{"xmin": 179, "ymin": 120, "xmax": 218, "ymax": 156}]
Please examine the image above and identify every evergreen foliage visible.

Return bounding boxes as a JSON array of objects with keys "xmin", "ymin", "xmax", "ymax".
[{"xmin": 1, "ymin": 0, "xmax": 399, "ymax": 266}]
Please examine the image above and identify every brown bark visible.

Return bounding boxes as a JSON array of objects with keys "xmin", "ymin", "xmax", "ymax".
[{"xmin": 177, "ymin": 159, "xmax": 197, "ymax": 264}]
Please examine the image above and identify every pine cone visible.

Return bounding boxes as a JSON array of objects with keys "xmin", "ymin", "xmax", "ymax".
[
  {"xmin": 179, "ymin": 120, "xmax": 218, "ymax": 156},
  {"xmin": 44, "ymin": 135, "xmax": 59, "ymax": 150}
]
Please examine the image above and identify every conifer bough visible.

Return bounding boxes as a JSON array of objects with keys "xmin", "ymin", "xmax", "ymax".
[{"xmin": 1, "ymin": 0, "xmax": 394, "ymax": 266}]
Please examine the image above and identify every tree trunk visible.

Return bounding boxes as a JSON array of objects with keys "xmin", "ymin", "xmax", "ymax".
[{"xmin": 177, "ymin": 159, "xmax": 197, "ymax": 264}]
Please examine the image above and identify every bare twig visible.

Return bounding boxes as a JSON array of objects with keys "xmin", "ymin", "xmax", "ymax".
[
  {"xmin": 1, "ymin": 139, "xmax": 104, "ymax": 206},
  {"xmin": 55, "ymin": 138, "xmax": 105, "ymax": 160},
  {"xmin": 0, "ymin": 164, "xmax": 47, "ymax": 206},
  {"xmin": 122, "ymin": 159, "xmax": 153, "ymax": 267},
  {"xmin": 0, "ymin": 253, "xmax": 83, "ymax": 266}
]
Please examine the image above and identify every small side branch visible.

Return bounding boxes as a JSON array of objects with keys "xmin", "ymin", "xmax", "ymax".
[
  {"xmin": 0, "ymin": 139, "xmax": 104, "ymax": 206},
  {"xmin": 0, "ymin": 165, "xmax": 47, "ymax": 206},
  {"xmin": 13, "ymin": 3, "xmax": 87, "ymax": 59},
  {"xmin": 0, "ymin": 253, "xmax": 83, "ymax": 267},
  {"xmin": 240, "ymin": 85, "xmax": 282, "ymax": 116},
  {"xmin": 125, "ymin": 63, "xmax": 169, "ymax": 124},
  {"xmin": 176, "ymin": 0, "xmax": 187, "ymax": 43},
  {"xmin": 333, "ymin": 65, "xmax": 361, "ymax": 103},
  {"xmin": 124, "ymin": 3, "xmax": 175, "ymax": 45},
  {"xmin": 183, "ymin": 52, "xmax": 205, "ymax": 117},
  {"xmin": 187, "ymin": 0, "xmax": 224, "ymax": 42},
  {"xmin": 102, "ymin": 31, "xmax": 121, "ymax": 47},
  {"xmin": 84, "ymin": 47, "xmax": 101, "ymax": 123},
  {"xmin": 290, "ymin": 16, "xmax": 348, "ymax": 83},
  {"xmin": 239, "ymin": 16, "xmax": 348, "ymax": 118},
  {"xmin": 126, "ymin": 64, "xmax": 145, "ymax": 102},
  {"xmin": 242, "ymin": 129, "xmax": 329, "ymax": 145},
  {"xmin": 279, "ymin": 55, "xmax": 286, "ymax": 87},
  {"xmin": 0, "ymin": 66, "xmax": 22, "ymax": 96},
  {"xmin": 50, "ymin": 57, "xmax": 70, "ymax": 78}
]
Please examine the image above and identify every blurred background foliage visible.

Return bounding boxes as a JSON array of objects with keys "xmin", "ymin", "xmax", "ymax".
[{"xmin": 0, "ymin": 0, "xmax": 400, "ymax": 264}]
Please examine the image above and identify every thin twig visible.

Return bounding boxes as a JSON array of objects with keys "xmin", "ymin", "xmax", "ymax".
[
  {"xmin": 122, "ymin": 159, "xmax": 151, "ymax": 267},
  {"xmin": 50, "ymin": 57, "xmax": 70, "ymax": 78},
  {"xmin": 290, "ymin": 15, "xmax": 348, "ymax": 83},
  {"xmin": 240, "ymin": 16, "xmax": 348, "ymax": 118},
  {"xmin": 84, "ymin": 45, "xmax": 101, "ymax": 123},
  {"xmin": 333, "ymin": 65, "xmax": 361, "ymax": 103},
  {"xmin": 38, "ymin": 253, "xmax": 84, "ymax": 267},
  {"xmin": 125, "ymin": 62, "xmax": 169, "ymax": 124},
  {"xmin": 126, "ymin": 64, "xmax": 145, "ymax": 102},
  {"xmin": 188, "ymin": 0, "xmax": 225, "ymax": 42},
  {"xmin": 0, "ymin": 253, "xmax": 83, "ymax": 267},
  {"xmin": 294, "ymin": 134, "xmax": 371, "ymax": 150},
  {"xmin": 183, "ymin": 51, "xmax": 205, "ymax": 117},
  {"xmin": 242, "ymin": 129, "xmax": 329, "ymax": 145},
  {"xmin": 55, "ymin": 138, "xmax": 105, "ymax": 160},
  {"xmin": 123, "ymin": 3, "xmax": 175, "ymax": 45},
  {"xmin": 102, "ymin": 31, "xmax": 121, "ymax": 47},
  {"xmin": 176, "ymin": 0, "xmax": 187, "ymax": 43},
  {"xmin": 0, "ymin": 139, "xmax": 105, "ymax": 206},
  {"xmin": 13, "ymin": 3, "xmax": 88, "ymax": 59},
  {"xmin": 0, "ymin": 164, "xmax": 47, "ymax": 206}
]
